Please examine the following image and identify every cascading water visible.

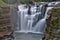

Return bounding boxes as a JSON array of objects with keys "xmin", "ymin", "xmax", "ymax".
[
  {"xmin": 33, "ymin": 7, "xmax": 53, "ymax": 32},
  {"xmin": 17, "ymin": 4, "xmax": 28, "ymax": 32},
  {"xmin": 15, "ymin": 4, "xmax": 53, "ymax": 34}
]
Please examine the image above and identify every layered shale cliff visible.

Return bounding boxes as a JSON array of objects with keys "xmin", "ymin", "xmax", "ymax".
[{"xmin": 0, "ymin": 7, "xmax": 14, "ymax": 40}]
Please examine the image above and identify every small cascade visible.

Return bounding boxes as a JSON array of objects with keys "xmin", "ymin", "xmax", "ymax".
[
  {"xmin": 33, "ymin": 7, "xmax": 53, "ymax": 32},
  {"xmin": 17, "ymin": 4, "xmax": 28, "ymax": 31}
]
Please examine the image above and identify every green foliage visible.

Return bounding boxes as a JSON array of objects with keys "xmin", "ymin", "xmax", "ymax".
[
  {"xmin": 35, "ymin": 0, "xmax": 43, "ymax": 2},
  {"xmin": 34, "ymin": 0, "xmax": 54, "ymax": 2},
  {"xmin": 0, "ymin": 0, "xmax": 8, "ymax": 7},
  {"xmin": 18, "ymin": 0, "xmax": 33, "ymax": 4},
  {"xmin": 2, "ymin": 0, "xmax": 17, "ymax": 4},
  {"xmin": 17, "ymin": 0, "xmax": 27, "ymax": 4}
]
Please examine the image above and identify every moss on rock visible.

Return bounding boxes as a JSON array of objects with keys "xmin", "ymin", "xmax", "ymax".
[{"xmin": 44, "ymin": 7, "xmax": 60, "ymax": 40}]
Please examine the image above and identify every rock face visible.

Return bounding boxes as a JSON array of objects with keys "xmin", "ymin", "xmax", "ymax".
[
  {"xmin": 0, "ymin": 7, "xmax": 14, "ymax": 40},
  {"xmin": 44, "ymin": 7, "xmax": 60, "ymax": 40}
]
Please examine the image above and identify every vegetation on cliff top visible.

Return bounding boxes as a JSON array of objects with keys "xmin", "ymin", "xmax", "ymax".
[
  {"xmin": 35, "ymin": 0, "xmax": 53, "ymax": 2},
  {"xmin": 0, "ymin": 0, "xmax": 8, "ymax": 7},
  {"xmin": 0, "ymin": 0, "xmax": 57, "ymax": 6}
]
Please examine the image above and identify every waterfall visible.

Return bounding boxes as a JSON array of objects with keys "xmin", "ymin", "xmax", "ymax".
[
  {"xmin": 14, "ymin": 2, "xmax": 60, "ymax": 40},
  {"xmin": 15, "ymin": 4, "xmax": 53, "ymax": 33},
  {"xmin": 33, "ymin": 7, "xmax": 53, "ymax": 32},
  {"xmin": 17, "ymin": 4, "xmax": 28, "ymax": 32}
]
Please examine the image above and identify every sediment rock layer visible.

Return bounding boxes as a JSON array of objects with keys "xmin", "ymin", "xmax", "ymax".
[{"xmin": 0, "ymin": 7, "xmax": 14, "ymax": 40}]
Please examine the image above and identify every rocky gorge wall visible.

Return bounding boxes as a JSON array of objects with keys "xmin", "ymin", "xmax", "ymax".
[
  {"xmin": 44, "ymin": 7, "xmax": 60, "ymax": 40},
  {"xmin": 0, "ymin": 7, "xmax": 14, "ymax": 40}
]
